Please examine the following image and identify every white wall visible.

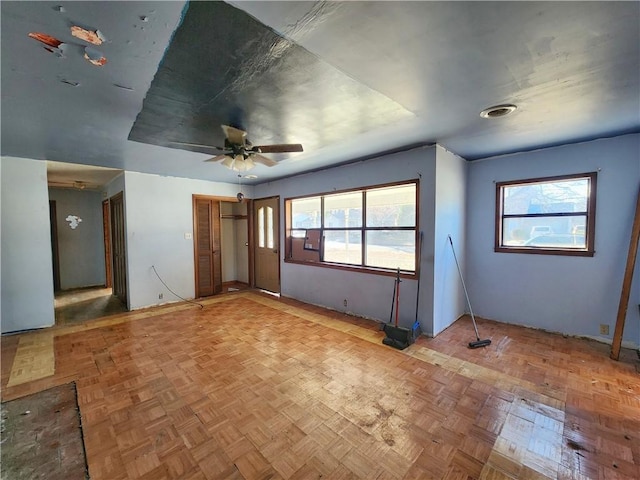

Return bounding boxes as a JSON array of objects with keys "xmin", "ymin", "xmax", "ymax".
[
  {"xmin": 220, "ymin": 201, "xmax": 249, "ymax": 284},
  {"xmin": 235, "ymin": 216, "xmax": 249, "ymax": 284},
  {"xmin": 221, "ymin": 202, "xmax": 238, "ymax": 283},
  {"xmin": 1, "ymin": 157, "xmax": 55, "ymax": 333},
  {"xmin": 255, "ymin": 145, "xmax": 437, "ymax": 333},
  {"xmin": 433, "ymin": 146, "xmax": 467, "ymax": 335},
  {"xmin": 123, "ymin": 171, "xmax": 251, "ymax": 310},
  {"xmin": 467, "ymin": 134, "xmax": 640, "ymax": 347},
  {"xmin": 48, "ymin": 188, "xmax": 106, "ymax": 289}
]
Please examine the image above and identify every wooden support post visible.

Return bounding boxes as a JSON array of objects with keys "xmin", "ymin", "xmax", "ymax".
[{"xmin": 611, "ymin": 186, "xmax": 640, "ymax": 360}]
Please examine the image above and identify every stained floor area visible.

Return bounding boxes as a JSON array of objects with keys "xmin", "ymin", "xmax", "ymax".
[
  {"xmin": 1, "ymin": 291, "xmax": 639, "ymax": 479},
  {"xmin": 0, "ymin": 382, "xmax": 88, "ymax": 480}
]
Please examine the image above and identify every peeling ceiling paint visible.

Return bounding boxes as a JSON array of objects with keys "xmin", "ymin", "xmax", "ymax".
[{"xmin": 70, "ymin": 26, "xmax": 105, "ymax": 46}]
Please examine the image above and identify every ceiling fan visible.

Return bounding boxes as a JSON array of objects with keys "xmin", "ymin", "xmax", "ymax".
[{"xmin": 172, "ymin": 125, "xmax": 303, "ymax": 172}]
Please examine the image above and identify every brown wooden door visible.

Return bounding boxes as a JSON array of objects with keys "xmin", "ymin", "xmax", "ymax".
[
  {"xmin": 102, "ymin": 199, "xmax": 112, "ymax": 288},
  {"xmin": 254, "ymin": 196, "xmax": 280, "ymax": 293},
  {"xmin": 110, "ymin": 192, "xmax": 127, "ymax": 305},
  {"xmin": 194, "ymin": 198, "xmax": 222, "ymax": 297}
]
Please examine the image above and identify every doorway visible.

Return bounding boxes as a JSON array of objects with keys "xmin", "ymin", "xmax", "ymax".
[
  {"xmin": 49, "ymin": 189, "xmax": 127, "ymax": 325},
  {"xmin": 253, "ymin": 196, "xmax": 280, "ymax": 294},
  {"xmin": 193, "ymin": 196, "xmax": 251, "ymax": 298}
]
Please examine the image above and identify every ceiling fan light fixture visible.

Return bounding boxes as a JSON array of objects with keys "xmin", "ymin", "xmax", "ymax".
[
  {"xmin": 244, "ymin": 157, "xmax": 255, "ymax": 171},
  {"xmin": 480, "ymin": 104, "xmax": 517, "ymax": 119},
  {"xmin": 222, "ymin": 154, "xmax": 256, "ymax": 172}
]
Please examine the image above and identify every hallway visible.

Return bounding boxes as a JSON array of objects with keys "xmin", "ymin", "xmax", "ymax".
[{"xmin": 55, "ymin": 287, "xmax": 128, "ymax": 326}]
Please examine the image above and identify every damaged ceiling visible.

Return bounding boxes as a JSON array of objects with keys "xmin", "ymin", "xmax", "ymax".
[{"xmin": 1, "ymin": 1, "xmax": 639, "ymax": 186}]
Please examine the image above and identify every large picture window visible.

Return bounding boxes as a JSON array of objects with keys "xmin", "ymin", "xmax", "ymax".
[
  {"xmin": 286, "ymin": 181, "xmax": 418, "ymax": 274},
  {"xmin": 495, "ymin": 172, "xmax": 597, "ymax": 256}
]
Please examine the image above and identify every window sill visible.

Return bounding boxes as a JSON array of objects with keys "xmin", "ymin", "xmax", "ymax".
[
  {"xmin": 284, "ymin": 258, "xmax": 417, "ymax": 278},
  {"xmin": 494, "ymin": 246, "xmax": 595, "ymax": 257}
]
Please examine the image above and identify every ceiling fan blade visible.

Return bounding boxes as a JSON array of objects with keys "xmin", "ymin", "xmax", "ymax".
[
  {"xmin": 170, "ymin": 141, "xmax": 225, "ymax": 150},
  {"xmin": 221, "ymin": 125, "xmax": 247, "ymax": 145},
  {"xmin": 255, "ymin": 144, "xmax": 303, "ymax": 153},
  {"xmin": 252, "ymin": 153, "xmax": 278, "ymax": 167},
  {"xmin": 204, "ymin": 155, "xmax": 227, "ymax": 163}
]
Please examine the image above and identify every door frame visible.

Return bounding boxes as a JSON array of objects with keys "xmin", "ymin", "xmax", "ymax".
[
  {"xmin": 49, "ymin": 200, "xmax": 61, "ymax": 292},
  {"xmin": 193, "ymin": 194, "xmax": 250, "ymax": 296},
  {"xmin": 110, "ymin": 191, "xmax": 128, "ymax": 306},
  {"xmin": 102, "ymin": 199, "xmax": 112, "ymax": 288}
]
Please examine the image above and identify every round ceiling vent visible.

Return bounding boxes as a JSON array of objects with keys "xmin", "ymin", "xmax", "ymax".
[{"xmin": 480, "ymin": 104, "xmax": 517, "ymax": 119}]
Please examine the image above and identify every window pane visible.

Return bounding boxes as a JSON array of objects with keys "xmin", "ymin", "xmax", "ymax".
[
  {"xmin": 503, "ymin": 178, "xmax": 589, "ymax": 215},
  {"xmin": 323, "ymin": 230, "xmax": 362, "ymax": 265},
  {"xmin": 367, "ymin": 184, "xmax": 416, "ymax": 227},
  {"xmin": 266, "ymin": 206, "xmax": 274, "ymax": 249},
  {"xmin": 502, "ymin": 216, "xmax": 587, "ymax": 248},
  {"xmin": 366, "ymin": 230, "xmax": 415, "ymax": 271},
  {"xmin": 324, "ymin": 192, "xmax": 362, "ymax": 228},
  {"xmin": 292, "ymin": 197, "xmax": 321, "ymax": 229},
  {"xmin": 258, "ymin": 207, "xmax": 265, "ymax": 248}
]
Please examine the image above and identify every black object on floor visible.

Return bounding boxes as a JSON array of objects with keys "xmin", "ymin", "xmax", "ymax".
[{"xmin": 383, "ymin": 268, "xmax": 421, "ymax": 350}]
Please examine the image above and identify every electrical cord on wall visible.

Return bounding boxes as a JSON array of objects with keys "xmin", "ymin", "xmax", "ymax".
[{"xmin": 152, "ymin": 265, "xmax": 204, "ymax": 309}]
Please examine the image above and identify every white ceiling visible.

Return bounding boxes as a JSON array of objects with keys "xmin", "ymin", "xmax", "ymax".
[{"xmin": 2, "ymin": 1, "xmax": 639, "ymax": 187}]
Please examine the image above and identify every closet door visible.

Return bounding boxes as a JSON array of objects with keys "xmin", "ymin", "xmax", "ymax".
[{"xmin": 194, "ymin": 198, "xmax": 222, "ymax": 297}]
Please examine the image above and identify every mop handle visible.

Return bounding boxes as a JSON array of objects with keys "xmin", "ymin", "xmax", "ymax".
[
  {"xmin": 415, "ymin": 231, "xmax": 423, "ymax": 323},
  {"xmin": 389, "ymin": 274, "xmax": 397, "ymax": 323},
  {"xmin": 394, "ymin": 268, "xmax": 401, "ymax": 327},
  {"xmin": 447, "ymin": 235, "xmax": 480, "ymax": 339}
]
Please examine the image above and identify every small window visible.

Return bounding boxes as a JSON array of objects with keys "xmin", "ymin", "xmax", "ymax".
[{"xmin": 495, "ymin": 172, "xmax": 597, "ymax": 256}]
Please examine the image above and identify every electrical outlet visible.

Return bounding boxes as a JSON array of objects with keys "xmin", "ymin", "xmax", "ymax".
[
  {"xmin": 158, "ymin": 293, "xmax": 163, "ymax": 300},
  {"xmin": 343, "ymin": 299, "xmax": 348, "ymax": 307},
  {"xmin": 599, "ymin": 324, "xmax": 609, "ymax": 335}
]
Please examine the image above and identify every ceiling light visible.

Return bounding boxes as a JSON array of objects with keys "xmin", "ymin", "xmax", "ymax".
[
  {"xmin": 480, "ymin": 104, "xmax": 517, "ymax": 119},
  {"xmin": 222, "ymin": 155, "xmax": 255, "ymax": 172}
]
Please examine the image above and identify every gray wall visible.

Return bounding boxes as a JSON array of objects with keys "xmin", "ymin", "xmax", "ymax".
[
  {"xmin": 466, "ymin": 134, "xmax": 640, "ymax": 347},
  {"xmin": 433, "ymin": 146, "xmax": 467, "ymax": 335},
  {"xmin": 255, "ymin": 145, "xmax": 438, "ymax": 334},
  {"xmin": 122, "ymin": 171, "xmax": 252, "ymax": 310},
  {"xmin": 48, "ymin": 188, "xmax": 106, "ymax": 290},
  {"xmin": 1, "ymin": 157, "xmax": 55, "ymax": 333}
]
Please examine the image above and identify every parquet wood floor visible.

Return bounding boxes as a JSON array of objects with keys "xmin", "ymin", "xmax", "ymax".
[{"xmin": 1, "ymin": 291, "xmax": 639, "ymax": 479}]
